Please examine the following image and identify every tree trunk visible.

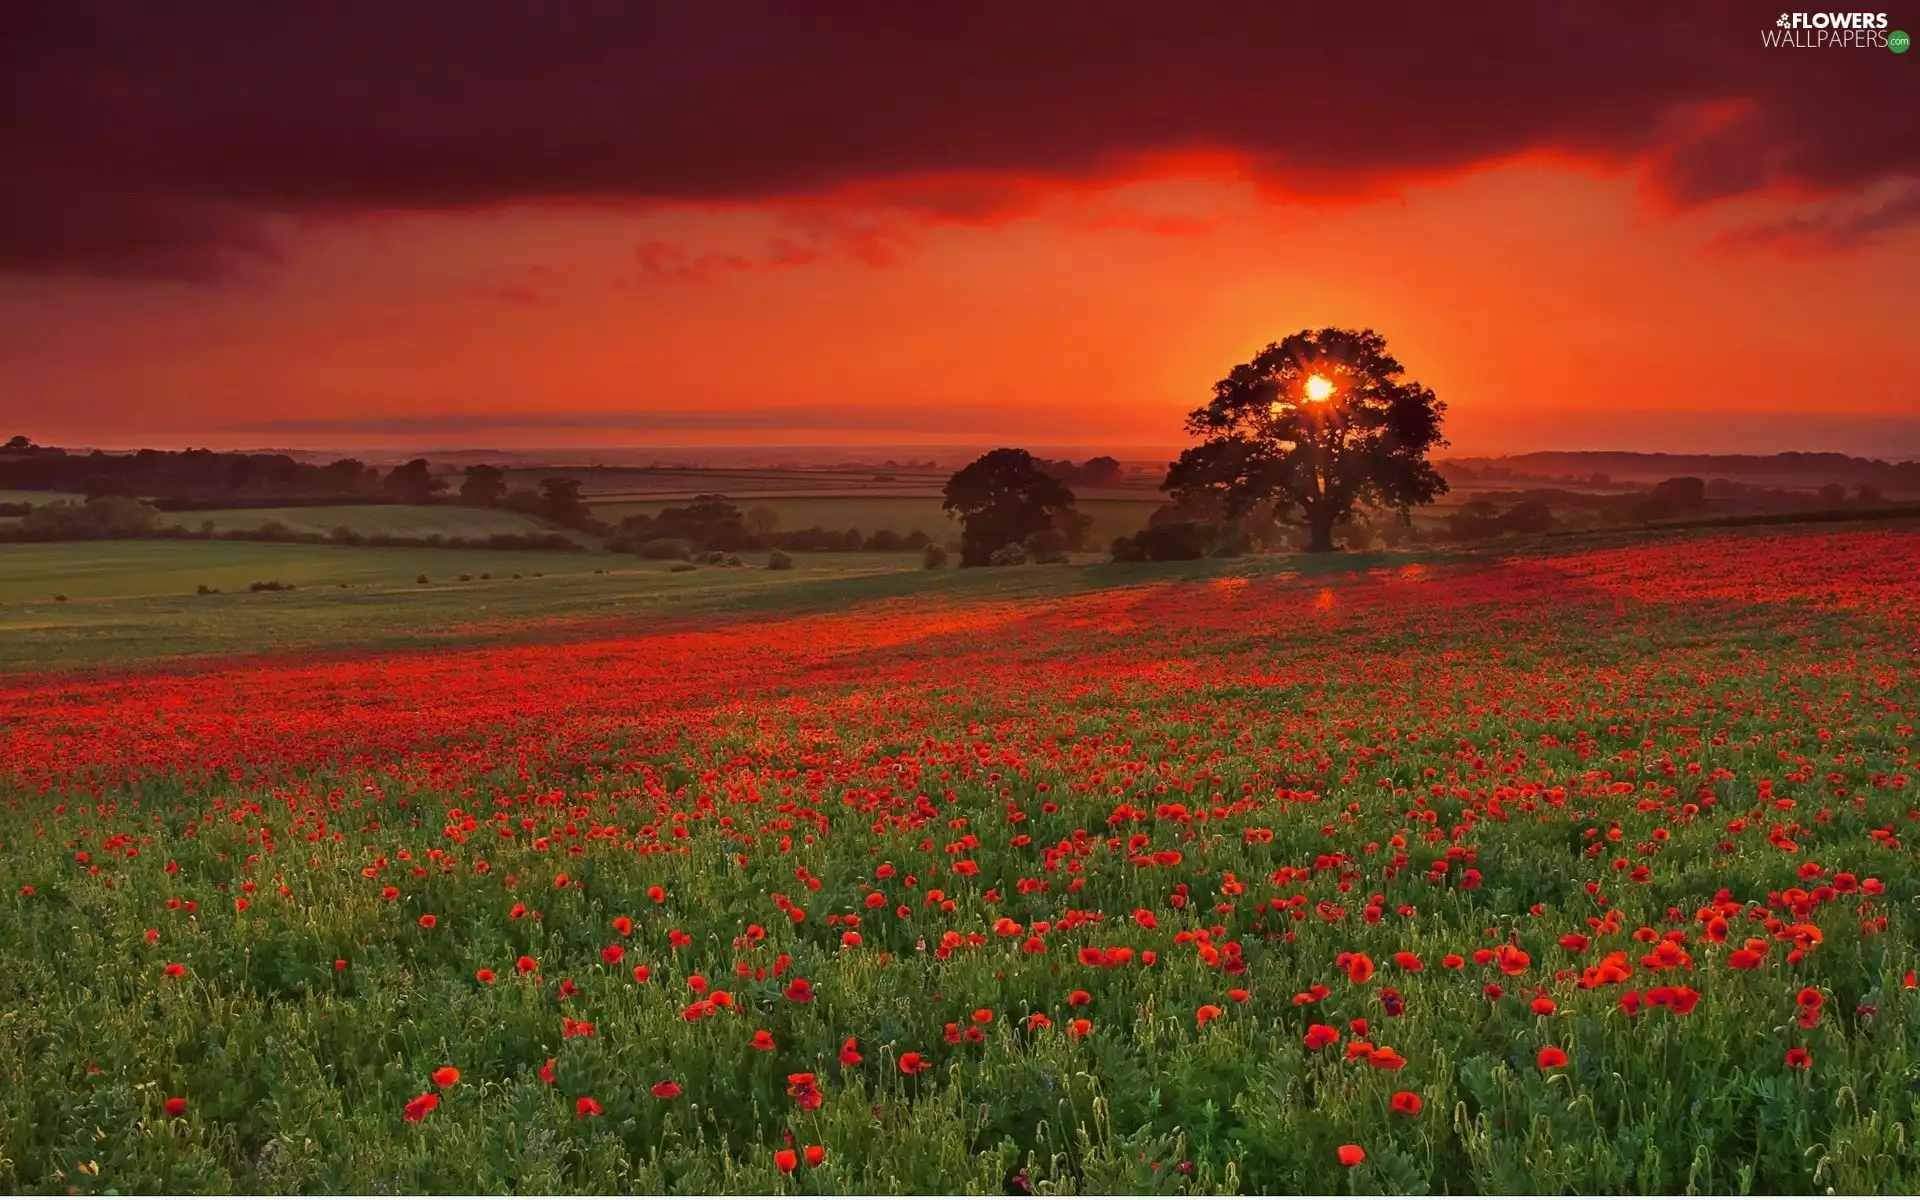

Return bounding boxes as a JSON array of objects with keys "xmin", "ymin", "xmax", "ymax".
[{"xmin": 1305, "ymin": 511, "xmax": 1337, "ymax": 553}]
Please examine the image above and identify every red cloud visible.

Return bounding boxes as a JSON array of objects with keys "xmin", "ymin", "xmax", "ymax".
[{"xmin": 1, "ymin": 0, "xmax": 1912, "ymax": 278}]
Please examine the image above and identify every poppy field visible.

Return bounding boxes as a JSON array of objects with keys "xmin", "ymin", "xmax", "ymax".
[{"xmin": 2, "ymin": 525, "xmax": 1918, "ymax": 1195}]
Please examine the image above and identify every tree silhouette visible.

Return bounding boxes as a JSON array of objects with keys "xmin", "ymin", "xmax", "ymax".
[
  {"xmin": 536, "ymin": 478, "xmax": 592, "ymax": 528},
  {"xmin": 460, "ymin": 463, "xmax": 508, "ymax": 506},
  {"xmin": 942, "ymin": 448, "xmax": 1079, "ymax": 566},
  {"xmin": 1165, "ymin": 327, "xmax": 1447, "ymax": 552},
  {"xmin": 382, "ymin": 458, "xmax": 446, "ymax": 503}
]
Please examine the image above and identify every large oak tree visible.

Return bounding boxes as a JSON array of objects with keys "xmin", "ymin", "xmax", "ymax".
[{"xmin": 1165, "ymin": 327, "xmax": 1447, "ymax": 552}]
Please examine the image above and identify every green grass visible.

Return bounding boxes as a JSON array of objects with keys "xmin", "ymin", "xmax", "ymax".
[
  {"xmin": 592, "ymin": 495, "xmax": 1163, "ymax": 546},
  {"xmin": 0, "ymin": 541, "xmax": 954, "ymax": 672},
  {"xmin": 168, "ymin": 504, "xmax": 560, "ymax": 539},
  {"xmin": 0, "ymin": 489, "xmax": 81, "ymax": 506},
  {"xmin": 0, "ymin": 535, "xmax": 1412, "ymax": 675}
]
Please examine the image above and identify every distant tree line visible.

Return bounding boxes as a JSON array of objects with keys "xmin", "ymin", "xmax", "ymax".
[
  {"xmin": 1442, "ymin": 450, "xmax": 1920, "ymax": 490},
  {"xmin": 602, "ymin": 495, "xmax": 943, "ymax": 559},
  {"xmin": 0, "ymin": 495, "xmax": 584, "ymax": 551}
]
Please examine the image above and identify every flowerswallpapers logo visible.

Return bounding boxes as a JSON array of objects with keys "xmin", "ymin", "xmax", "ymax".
[{"xmin": 1763, "ymin": 11, "xmax": 1900, "ymax": 47}]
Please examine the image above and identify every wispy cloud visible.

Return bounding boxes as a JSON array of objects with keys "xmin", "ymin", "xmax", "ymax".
[{"xmin": 1708, "ymin": 183, "xmax": 1920, "ymax": 257}]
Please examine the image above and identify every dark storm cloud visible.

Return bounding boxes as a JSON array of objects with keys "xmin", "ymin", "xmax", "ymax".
[{"xmin": 2, "ymin": 1, "xmax": 1912, "ymax": 279}]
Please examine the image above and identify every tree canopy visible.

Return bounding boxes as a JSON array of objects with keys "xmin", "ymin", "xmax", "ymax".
[
  {"xmin": 1164, "ymin": 327, "xmax": 1448, "ymax": 552},
  {"xmin": 942, "ymin": 448, "xmax": 1080, "ymax": 566}
]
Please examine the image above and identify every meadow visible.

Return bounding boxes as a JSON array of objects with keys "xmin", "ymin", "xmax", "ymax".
[
  {"xmin": 179, "ymin": 504, "xmax": 559, "ymax": 540},
  {"xmin": 0, "ymin": 524, "xmax": 1916, "ymax": 1193},
  {"xmin": 588, "ymin": 495, "xmax": 1164, "ymax": 550}
]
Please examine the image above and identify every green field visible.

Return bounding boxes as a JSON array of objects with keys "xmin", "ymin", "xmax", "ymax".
[
  {"xmin": 169, "ymin": 503, "xmax": 562, "ymax": 539},
  {"xmin": 591, "ymin": 495, "xmax": 1163, "ymax": 546},
  {"xmin": 0, "ymin": 489, "xmax": 81, "ymax": 506},
  {"xmin": 0, "ymin": 535, "xmax": 1398, "ymax": 674},
  {"xmin": 0, "ymin": 540, "xmax": 973, "ymax": 672}
]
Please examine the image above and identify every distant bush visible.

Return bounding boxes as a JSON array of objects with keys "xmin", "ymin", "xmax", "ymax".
[
  {"xmin": 922, "ymin": 543, "xmax": 948, "ymax": 569},
  {"xmin": 1022, "ymin": 528, "xmax": 1070, "ymax": 564},
  {"xmin": 669, "ymin": 562, "xmax": 698, "ymax": 573},
  {"xmin": 767, "ymin": 550, "xmax": 794, "ymax": 570},
  {"xmin": 1111, "ymin": 521, "xmax": 1209, "ymax": 562},
  {"xmin": 6, "ymin": 495, "xmax": 163, "ymax": 541},
  {"xmin": 640, "ymin": 537, "xmax": 694, "ymax": 561},
  {"xmin": 53, "ymin": 593, "xmax": 68, "ymax": 602},
  {"xmin": 694, "ymin": 550, "xmax": 727, "ymax": 565},
  {"xmin": 724, "ymin": 554, "xmax": 743, "ymax": 567},
  {"xmin": 195, "ymin": 583, "xmax": 218, "ymax": 596},
  {"xmin": 248, "ymin": 580, "xmax": 294, "ymax": 592},
  {"xmin": 987, "ymin": 542, "xmax": 1028, "ymax": 567},
  {"xmin": 459, "ymin": 573, "xmax": 472, "ymax": 581},
  {"xmin": 416, "ymin": 574, "xmax": 430, "ymax": 584}
]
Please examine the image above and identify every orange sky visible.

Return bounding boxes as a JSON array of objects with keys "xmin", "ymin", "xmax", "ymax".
[{"xmin": 2, "ymin": 5, "xmax": 1916, "ymax": 457}]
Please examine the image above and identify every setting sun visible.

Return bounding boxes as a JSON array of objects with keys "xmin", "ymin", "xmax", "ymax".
[{"xmin": 1305, "ymin": 375, "xmax": 1335, "ymax": 402}]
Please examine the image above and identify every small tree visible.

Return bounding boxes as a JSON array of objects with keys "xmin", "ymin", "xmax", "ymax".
[
  {"xmin": 1165, "ymin": 328, "xmax": 1448, "ymax": 552},
  {"xmin": 744, "ymin": 506, "xmax": 781, "ymax": 539},
  {"xmin": 536, "ymin": 478, "xmax": 593, "ymax": 528},
  {"xmin": 460, "ymin": 464, "xmax": 508, "ymax": 506},
  {"xmin": 942, "ymin": 448, "xmax": 1080, "ymax": 567},
  {"xmin": 383, "ymin": 458, "xmax": 446, "ymax": 503},
  {"xmin": 1079, "ymin": 455, "xmax": 1123, "ymax": 487}
]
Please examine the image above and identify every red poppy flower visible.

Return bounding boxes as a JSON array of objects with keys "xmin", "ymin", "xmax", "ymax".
[
  {"xmin": 600, "ymin": 945, "xmax": 624, "ymax": 965},
  {"xmin": 1390, "ymin": 1091, "xmax": 1422, "ymax": 1115},
  {"xmin": 417, "ymin": 914, "xmax": 436, "ymax": 928},
  {"xmin": 1068, "ymin": 990, "xmax": 1091, "ymax": 1007},
  {"xmin": 474, "ymin": 968, "xmax": 495, "ymax": 984},
  {"xmin": 1304, "ymin": 1023, "xmax": 1339, "ymax": 1050},
  {"xmin": 751, "ymin": 1029, "xmax": 776, "ymax": 1051},
  {"xmin": 1027, "ymin": 1013, "xmax": 1053, "ymax": 1030},
  {"xmin": 774, "ymin": 1149, "xmax": 798, "ymax": 1173},
  {"xmin": 786, "ymin": 1072, "xmax": 824, "ymax": 1110},
  {"xmin": 1392, "ymin": 952, "xmax": 1423, "ymax": 972},
  {"xmin": 1728, "ymin": 948, "xmax": 1764, "ymax": 969},
  {"xmin": 1495, "ymin": 945, "xmax": 1531, "ymax": 976},
  {"xmin": 516, "ymin": 956, "xmax": 537, "ymax": 973},
  {"xmin": 1442, "ymin": 954, "xmax": 1465, "ymax": 969},
  {"xmin": 164, "ymin": 963, "xmax": 185, "ymax": 977},
  {"xmin": 1337, "ymin": 1144, "xmax": 1365, "ymax": 1167},
  {"xmin": 688, "ymin": 974, "xmax": 708, "ymax": 993},
  {"xmin": 163, "ymin": 1097, "xmax": 188, "ymax": 1118},
  {"xmin": 1368, "ymin": 1047, "xmax": 1406, "ymax": 1070},
  {"xmin": 540, "ymin": 1058, "xmax": 556, "ymax": 1084},
  {"xmin": 785, "ymin": 977, "xmax": 815, "ymax": 1002},
  {"xmin": 1785, "ymin": 1047, "xmax": 1812, "ymax": 1068},
  {"xmin": 1069, "ymin": 1018, "xmax": 1092, "ymax": 1040},
  {"xmin": 840, "ymin": 1037, "xmax": 863, "ymax": 1065},
  {"xmin": 402, "ymin": 1093, "xmax": 440, "ymax": 1122},
  {"xmin": 1531, "ymin": 997, "xmax": 1557, "ymax": 1016},
  {"xmin": 576, "ymin": 1096, "xmax": 602, "ymax": 1118},
  {"xmin": 381, "ymin": 887, "xmax": 399, "ymax": 901},
  {"xmin": 1195, "ymin": 1004, "xmax": 1224, "ymax": 1027},
  {"xmin": 898, "ymin": 1052, "xmax": 930, "ymax": 1074},
  {"xmin": 804, "ymin": 1145, "xmax": 825, "ymax": 1167},
  {"xmin": 1795, "ymin": 987, "xmax": 1823, "ymax": 1009},
  {"xmin": 1344, "ymin": 953, "xmax": 1375, "ymax": 984},
  {"xmin": 432, "ymin": 1067, "xmax": 459, "ymax": 1088},
  {"xmin": 1537, "ymin": 1047, "xmax": 1569, "ymax": 1070},
  {"xmin": 612, "ymin": 916, "xmax": 633, "ymax": 936}
]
